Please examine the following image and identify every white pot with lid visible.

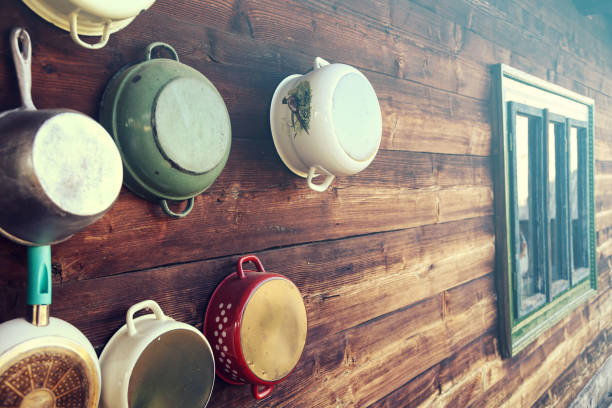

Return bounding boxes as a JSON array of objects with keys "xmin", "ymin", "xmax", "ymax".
[
  {"xmin": 270, "ymin": 57, "xmax": 382, "ymax": 192},
  {"xmin": 21, "ymin": 0, "xmax": 156, "ymax": 49}
]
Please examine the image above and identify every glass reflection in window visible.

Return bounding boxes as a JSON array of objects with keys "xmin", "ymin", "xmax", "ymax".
[
  {"xmin": 549, "ymin": 122, "xmax": 568, "ymax": 297},
  {"xmin": 569, "ymin": 126, "xmax": 589, "ymax": 283},
  {"xmin": 516, "ymin": 114, "xmax": 545, "ymax": 316}
]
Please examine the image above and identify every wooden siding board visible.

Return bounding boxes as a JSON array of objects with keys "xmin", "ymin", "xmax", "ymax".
[
  {"xmin": 0, "ymin": 0, "xmax": 609, "ymax": 407},
  {"xmin": 0, "ymin": 146, "xmax": 493, "ymax": 284}
]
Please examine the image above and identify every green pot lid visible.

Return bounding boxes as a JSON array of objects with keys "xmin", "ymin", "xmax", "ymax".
[{"xmin": 153, "ymin": 77, "xmax": 231, "ymax": 175}]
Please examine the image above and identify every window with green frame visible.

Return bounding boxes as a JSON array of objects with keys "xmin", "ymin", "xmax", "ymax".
[{"xmin": 492, "ymin": 65, "xmax": 597, "ymax": 358}]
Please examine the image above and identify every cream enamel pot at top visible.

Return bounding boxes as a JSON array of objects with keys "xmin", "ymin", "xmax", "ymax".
[
  {"xmin": 21, "ymin": 0, "xmax": 156, "ymax": 49},
  {"xmin": 204, "ymin": 255, "xmax": 308, "ymax": 400}
]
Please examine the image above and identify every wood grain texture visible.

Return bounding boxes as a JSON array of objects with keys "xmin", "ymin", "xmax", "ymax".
[
  {"xmin": 532, "ymin": 327, "xmax": 612, "ymax": 408},
  {"xmin": 0, "ymin": 145, "xmax": 493, "ymax": 285},
  {"xmin": 0, "ymin": 0, "xmax": 610, "ymax": 407}
]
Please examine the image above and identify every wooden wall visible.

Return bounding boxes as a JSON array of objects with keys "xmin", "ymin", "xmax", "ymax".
[{"xmin": 0, "ymin": 0, "xmax": 610, "ymax": 406}]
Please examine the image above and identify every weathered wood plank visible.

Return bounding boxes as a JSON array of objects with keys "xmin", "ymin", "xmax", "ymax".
[
  {"xmin": 0, "ymin": 216, "xmax": 493, "ymax": 344},
  {"xmin": 369, "ymin": 333, "xmax": 499, "ymax": 408},
  {"xmin": 469, "ymin": 281, "xmax": 612, "ymax": 407},
  {"xmin": 150, "ymin": 0, "xmax": 492, "ymax": 99},
  {"xmin": 235, "ymin": 275, "xmax": 497, "ymax": 408},
  {"xmin": 532, "ymin": 327, "xmax": 612, "ymax": 408},
  {"xmin": 0, "ymin": 0, "xmax": 493, "ymax": 158},
  {"xmin": 367, "ymin": 363, "xmax": 440, "ymax": 408},
  {"xmin": 0, "ymin": 239, "xmax": 498, "ymax": 408},
  {"xmin": 596, "ymin": 159, "xmax": 612, "ymax": 176},
  {"xmin": 0, "ymin": 143, "xmax": 492, "ymax": 285},
  {"xmin": 373, "ymin": 272, "xmax": 612, "ymax": 408},
  {"xmin": 0, "ymin": 1, "xmax": 609, "ymax": 408},
  {"xmin": 400, "ymin": 0, "xmax": 612, "ymax": 98}
]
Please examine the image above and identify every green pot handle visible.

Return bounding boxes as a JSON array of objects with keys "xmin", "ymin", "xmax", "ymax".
[
  {"xmin": 160, "ymin": 197, "xmax": 194, "ymax": 218},
  {"xmin": 145, "ymin": 42, "xmax": 179, "ymax": 62},
  {"xmin": 27, "ymin": 245, "xmax": 51, "ymax": 306}
]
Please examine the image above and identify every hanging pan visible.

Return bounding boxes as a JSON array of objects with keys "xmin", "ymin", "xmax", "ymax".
[
  {"xmin": 0, "ymin": 28, "xmax": 123, "ymax": 246},
  {"xmin": 99, "ymin": 42, "xmax": 231, "ymax": 218},
  {"xmin": 0, "ymin": 27, "xmax": 124, "ymax": 407},
  {"xmin": 0, "ymin": 246, "xmax": 100, "ymax": 407},
  {"xmin": 99, "ymin": 300, "xmax": 215, "ymax": 408},
  {"xmin": 204, "ymin": 255, "xmax": 308, "ymax": 400}
]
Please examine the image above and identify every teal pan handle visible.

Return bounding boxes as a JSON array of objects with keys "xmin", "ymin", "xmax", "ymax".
[{"xmin": 27, "ymin": 245, "xmax": 51, "ymax": 306}]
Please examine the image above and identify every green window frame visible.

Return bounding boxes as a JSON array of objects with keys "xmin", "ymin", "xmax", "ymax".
[{"xmin": 492, "ymin": 65, "xmax": 596, "ymax": 357}]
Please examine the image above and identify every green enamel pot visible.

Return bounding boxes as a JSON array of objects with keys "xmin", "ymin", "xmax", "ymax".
[{"xmin": 99, "ymin": 42, "xmax": 231, "ymax": 218}]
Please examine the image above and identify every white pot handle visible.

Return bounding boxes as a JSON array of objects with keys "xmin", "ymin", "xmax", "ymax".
[
  {"xmin": 126, "ymin": 300, "xmax": 167, "ymax": 336},
  {"xmin": 307, "ymin": 166, "xmax": 335, "ymax": 192},
  {"xmin": 314, "ymin": 57, "xmax": 330, "ymax": 69},
  {"xmin": 69, "ymin": 10, "xmax": 112, "ymax": 49}
]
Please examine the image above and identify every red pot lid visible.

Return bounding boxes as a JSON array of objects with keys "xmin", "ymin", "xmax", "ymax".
[{"xmin": 239, "ymin": 278, "xmax": 307, "ymax": 382}]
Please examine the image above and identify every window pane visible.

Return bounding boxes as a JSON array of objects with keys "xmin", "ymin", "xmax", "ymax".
[
  {"xmin": 549, "ymin": 122, "xmax": 568, "ymax": 297},
  {"xmin": 516, "ymin": 115, "xmax": 545, "ymax": 316},
  {"xmin": 569, "ymin": 126, "xmax": 589, "ymax": 283}
]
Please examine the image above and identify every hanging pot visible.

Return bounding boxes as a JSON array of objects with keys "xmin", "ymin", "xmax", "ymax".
[
  {"xmin": 0, "ymin": 246, "xmax": 101, "ymax": 407},
  {"xmin": 270, "ymin": 57, "xmax": 382, "ymax": 192},
  {"xmin": 99, "ymin": 42, "xmax": 232, "ymax": 218},
  {"xmin": 21, "ymin": 0, "xmax": 156, "ymax": 49},
  {"xmin": 99, "ymin": 300, "xmax": 215, "ymax": 408},
  {"xmin": 203, "ymin": 255, "xmax": 308, "ymax": 400},
  {"xmin": 0, "ymin": 28, "xmax": 123, "ymax": 246}
]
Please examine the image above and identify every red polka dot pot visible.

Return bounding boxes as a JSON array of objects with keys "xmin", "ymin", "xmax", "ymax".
[{"xmin": 203, "ymin": 255, "xmax": 307, "ymax": 400}]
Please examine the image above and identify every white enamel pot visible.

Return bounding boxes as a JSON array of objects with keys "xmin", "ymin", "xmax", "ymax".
[
  {"xmin": 100, "ymin": 300, "xmax": 215, "ymax": 408},
  {"xmin": 21, "ymin": 0, "xmax": 156, "ymax": 49},
  {"xmin": 270, "ymin": 57, "xmax": 382, "ymax": 192}
]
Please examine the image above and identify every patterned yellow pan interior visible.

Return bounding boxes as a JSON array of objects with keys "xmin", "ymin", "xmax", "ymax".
[
  {"xmin": 240, "ymin": 278, "xmax": 307, "ymax": 382},
  {"xmin": 0, "ymin": 338, "xmax": 98, "ymax": 408}
]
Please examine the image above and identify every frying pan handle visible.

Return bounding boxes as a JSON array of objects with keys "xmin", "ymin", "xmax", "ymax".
[
  {"xmin": 160, "ymin": 197, "xmax": 194, "ymax": 218},
  {"xmin": 10, "ymin": 28, "xmax": 35, "ymax": 110},
  {"xmin": 252, "ymin": 384, "xmax": 274, "ymax": 400},
  {"xmin": 237, "ymin": 255, "xmax": 266, "ymax": 279},
  {"xmin": 27, "ymin": 245, "xmax": 51, "ymax": 306},
  {"xmin": 127, "ymin": 300, "xmax": 167, "ymax": 336},
  {"xmin": 69, "ymin": 11, "xmax": 112, "ymax": 49}
]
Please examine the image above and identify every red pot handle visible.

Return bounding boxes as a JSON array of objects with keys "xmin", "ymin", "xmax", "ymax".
[
  {"xmin": 237, "ymin": 255, "xmax": 266, "ymax": 279},
  {"xmin": 252, "ymin": 384, "xmax": 274, "ymax": 400}
]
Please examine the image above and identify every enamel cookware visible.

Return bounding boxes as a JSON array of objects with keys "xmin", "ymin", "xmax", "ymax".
[
  {"xmin": 0, "ymin": 28, "xmax": 123, "ymax": 246},
  {"xmin": 99, "ymin": 300, "xmax": 215, "ymax": 408},
  {"xmin": 21, "ymin": 0, "xmax": 156, "ymax": 49},
  {"xmin": 270, "ymin": 57, "xmax": 382, "ymax": 192},
  {"xmin": 204, "ymin": 255, "xmax": 307, "ymax": 400},
  {"xmin": 99, "ymin": 42, "xmax": 232, "ymax": 218},
  {"xmin": 0, "ymin": 246, "xmax": 101, "ymax": 407}
]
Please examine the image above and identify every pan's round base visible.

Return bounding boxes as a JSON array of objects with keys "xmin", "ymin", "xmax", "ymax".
[
  {"xmin": 270, "ymin": 74, "xmax": 310, "ymax": 178},
  {"xmin": 0, "ymin": 337, "xmax": 99, "ymax": 407}
]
